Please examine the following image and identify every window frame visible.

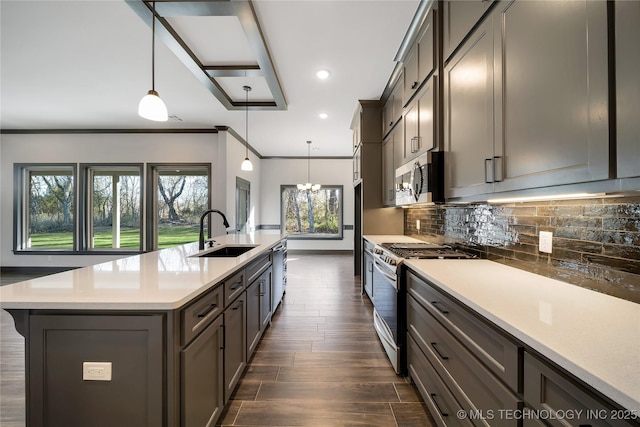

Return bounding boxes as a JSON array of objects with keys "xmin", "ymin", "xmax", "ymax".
[
  {"xmin": 79, "ymin": 163, "xmax": 145, "ymax": 254},
  {"xmin": 280, "ymin": 184, "xmax": 344, "ymax": 240},
  {"xmin": 13, "ymin": 163, "xmax": 78, "ymax": 254}
]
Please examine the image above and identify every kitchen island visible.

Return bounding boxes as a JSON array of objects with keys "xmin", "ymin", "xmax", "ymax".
[{"xmin": 0, "ymin": 233, "xmax": 285, "ymax": 427}]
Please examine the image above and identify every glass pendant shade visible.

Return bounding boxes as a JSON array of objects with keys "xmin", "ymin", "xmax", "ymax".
[
  {"xmin": 138, "ymin": 90, "xmax": 168, "ymax": 121},
  {"xmin": 241, "ymin": 157, "xmax": 253, "ymax": 171}
]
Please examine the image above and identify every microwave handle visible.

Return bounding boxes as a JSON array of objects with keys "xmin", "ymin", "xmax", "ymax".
[{"xmin": 412, "ymin": 161, "xmax": 424, "ymax": 202}]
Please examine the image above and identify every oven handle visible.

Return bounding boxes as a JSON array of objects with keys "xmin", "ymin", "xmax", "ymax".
[{"xmin": 373, "ymin": 259, "xmax": 397, "ymax": 290}]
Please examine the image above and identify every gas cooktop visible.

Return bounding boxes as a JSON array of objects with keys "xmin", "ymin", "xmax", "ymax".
[{"xmin": 380, "ymin": 242, "xmax": 475, "ymax": 259}]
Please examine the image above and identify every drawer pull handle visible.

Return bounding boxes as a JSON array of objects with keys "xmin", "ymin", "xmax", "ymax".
[
  {"xmin": 229, "ymin": 283, "xmax": 242, "ymax": 291},
  {"xmin": 197, "ymin": 303, "xmax": 218, "ymax": 318},
  {"xmin": 232, "ymin": 301, "xmax": 243, "ymax": 311},
  {"xmin": 431, "ymin": 301, "xmax": 449, "ymax": 314},
  {"xmin": 429, "ymin": 393, "xmax": 448, "ymax": 417},
  {"xmin": 431, "ymin": 342, "xmax": 449, "ymax": 360}
]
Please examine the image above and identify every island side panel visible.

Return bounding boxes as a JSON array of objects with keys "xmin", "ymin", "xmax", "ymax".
[{"xmin": 27, "ymin": 313, "xmax": 165, "ymax": 427}]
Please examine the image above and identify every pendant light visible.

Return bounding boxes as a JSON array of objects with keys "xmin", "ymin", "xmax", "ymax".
[
  {"xmin": 297, "ymin": 141, "xmax": 321, "ymax": 191},
  {"xmin": 240, "ymin": 85, "xmax": 254, "ymax": 171},
  {"xmin": 138, "ymin": 2, "xmax": 168, "ymax": 122}
]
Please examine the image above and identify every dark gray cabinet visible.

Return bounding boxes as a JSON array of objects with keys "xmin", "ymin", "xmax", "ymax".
[
  {"xmin": 181, "ymin": 314, "xmax": 224, "ymax": 427},
  {"xmin": 523, "ymin": 353, "xmax": 638, "ymax": 427},
  {"xmin": 406, "ymin": 271, "xmax": 521, "ymax": 427},
  {"xmin": 383, "ymin": 78, "xmax": 403, "ymax": 137},
  {"xmin": 246, "ymin": 279, "xmax": 262, "ymax": 358},
  {"xmin": 403, "ymin": 75, "xmax": 436, "ymax": 164},
  {"xmin": 403, "ymin": 8, "xmax": 435, "ymax": 106},
  {"xmin": 382, "ymin": 130, "xmax": 396, "ymax": 206},
  {"xmin": 259, "ymin": 267, "xmax": 272, "ymax": 331},
  {"xmin": 363, "ymin": 240, "xmax": 374, "ymax": 300},
  {"xmin": 444, "ymin": 15, "xmax": 495, "ymax": 199},
  {"xmin": 223, "ymin": 297, "xmax": 246, "ymax": 403},
  {"xmin": 445, "ymin": 0, "xmax": 609, "ymax": 200},
  {"xmin": 616, "ymin": 0, "xmax": 640, "ymax": 179}
]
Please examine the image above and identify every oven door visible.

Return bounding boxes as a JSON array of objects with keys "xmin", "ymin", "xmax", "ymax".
[{"xmin": 372, "ymin": 258, "xmax": 399, "ymax": 373}]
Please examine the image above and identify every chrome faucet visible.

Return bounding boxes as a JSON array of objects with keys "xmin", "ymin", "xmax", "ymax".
[{"xmin": 199, "ymin": 209, "xmax": 230, "ymax": 250}]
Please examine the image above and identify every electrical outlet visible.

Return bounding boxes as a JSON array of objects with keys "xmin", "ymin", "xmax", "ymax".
[
  {"xmin": 83, "ymin": 362, "xmax": 112, "ymax": 381},
  {"xmin": 539, "ymin": 231, "xmax": 553, "ymax": 253},
  {"xmin": 416, "ymin": 219, "xmax": 420, "ymax": 231}
]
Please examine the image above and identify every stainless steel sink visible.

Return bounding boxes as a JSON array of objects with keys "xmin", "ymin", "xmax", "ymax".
[{"xmin": 191, "ymin": 245, "xmax": 258, "ymax": 258}]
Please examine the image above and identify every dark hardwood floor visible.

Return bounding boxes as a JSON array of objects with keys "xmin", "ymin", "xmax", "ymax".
[{"xmin": 0, "ymin": 254, "xmax": 434, "ymax": 427}]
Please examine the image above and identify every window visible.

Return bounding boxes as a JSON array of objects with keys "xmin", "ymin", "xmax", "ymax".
[
  {"xmin": 281, "ymin": 185, "xmax": 343, "ymax": 239},
  {"xmin": 82, "ymin": 165, "xmax": 143, "ymax": 251},
  {"xmin": 14, "ymin": 164, "xmax": 76, "ymax": 251},
  {"xmin": 14, "ymin": 162, "xmax": 210, "ymax": 254},
  {"xmin": 148, "ymin": 164, "xmax": 210, "ymax": 249}
]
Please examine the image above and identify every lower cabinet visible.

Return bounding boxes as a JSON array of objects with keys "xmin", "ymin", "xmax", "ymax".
[
  {"xmin": 405, "ymin": 267, "xmax": 640, "ymax": 427},
  {"xmin": 224, "ymin": 297, "xmax": 246, "ymax": 403},
  {"xmin": 246, "ymin": 279, "xmax": 262, "ymax": 358},
  {"xmin": 181, "ymin": 315, "xmax": 224, "ymax": 427},
  {"xmin": 523, "ymin": 353, "xmax": 638, "ymax": 427}
]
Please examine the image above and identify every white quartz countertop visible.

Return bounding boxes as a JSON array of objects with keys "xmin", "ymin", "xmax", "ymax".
[
  {"xmin": 404, "ymin": 259, "xmax": 640, "ymax": 413},
  {"xmin": 0, "ymin": 234, "xmax": 285, "ymax": 310}
]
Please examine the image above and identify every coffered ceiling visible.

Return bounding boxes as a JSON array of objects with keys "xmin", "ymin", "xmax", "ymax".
[{"xmin": 0, "ymin": 0, "xmax": 419, "ymax": 157}]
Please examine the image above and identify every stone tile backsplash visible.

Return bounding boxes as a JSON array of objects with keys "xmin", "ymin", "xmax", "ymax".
[{"xmin": 404, "ymin": 196, "xmax": 640, "ymax": 303}]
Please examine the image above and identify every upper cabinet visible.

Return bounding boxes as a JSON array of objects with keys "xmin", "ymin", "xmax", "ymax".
[
  {"xmin": 403, "ymin": 76, "xmax": 436, "ymax": 165},
  {"xmin": 383, "ymin": 76, "xmax": 403, "ymax": 137},
  {"xmin": 403, "ymin": 10, "xmax": 436, "ymax": 106},
  {"xmin": 442, "ymin": 0, "xmax": 495, "ymax": 64},
  {"xmin": 445, "ymin": 0, "xmax": 609, "ymax": 199},
  {"xmin": 616, "ymin": 1, "xmax": 640, "ymax": 179}
]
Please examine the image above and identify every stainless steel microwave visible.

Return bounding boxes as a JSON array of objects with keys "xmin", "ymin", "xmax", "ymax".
[{"xmin": 395, "ymin": 151, "xmax": 444, "ymax": 205}]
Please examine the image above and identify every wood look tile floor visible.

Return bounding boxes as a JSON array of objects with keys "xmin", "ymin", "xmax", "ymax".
[
  {"xmin": 0, "ymin": 255, "xmax": 435, "ymax": 426},
  {"xmin": 218, "ymin": 254, "xmax": 435, "ymax": 427}
]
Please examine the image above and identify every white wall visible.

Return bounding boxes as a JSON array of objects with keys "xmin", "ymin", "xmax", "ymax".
[
  {"xmin": 0, "ymin": 132, "xmax": 252, "ymax": 268},
  {"xmin": 260, "ymin": 158, "xmax": 354, "ymax": 251}
]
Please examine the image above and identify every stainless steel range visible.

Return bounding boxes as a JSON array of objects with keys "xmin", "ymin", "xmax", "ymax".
[{"xmin": 371, "ymin": 241, "xmax": 474, "ymax": 374}]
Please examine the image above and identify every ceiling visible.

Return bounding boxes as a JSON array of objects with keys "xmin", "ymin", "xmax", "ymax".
[{"xmin": 0, "ymin": 0, "xmax": 419, "ymax": 157}]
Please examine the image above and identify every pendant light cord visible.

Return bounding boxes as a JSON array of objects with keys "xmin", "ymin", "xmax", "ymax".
[
  {"xmin": 151, "ymin": 2, "xmax": 156, "ymax": 91},
  {"xmin": 245, "ymin": 87, "xmax": 249, "ymax": 157}
]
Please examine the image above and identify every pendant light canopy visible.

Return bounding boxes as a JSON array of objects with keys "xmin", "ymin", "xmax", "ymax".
[
  {"xmin": 241, "ymin": 85, "xmax": 254, "ymax": 171},
  {"xmin": 297, "ymin": 141, "xmax": 321, "ymax": 191},
  {"xmin": 138, "ymin": 2, "xmax": 168, "ymax": 122}
]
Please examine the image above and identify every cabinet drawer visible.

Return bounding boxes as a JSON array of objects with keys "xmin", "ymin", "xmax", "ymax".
[
  {"xmin": 246, "ymin": 253, "xmax": 271, "ymax": 284},
  {"xmin": 408, "ymin": 295, "xmax": 521, "ymax": 426},
  {"xmin": 181, "ymin": 285, "xmax": 224, "ymax": 345},
  {"xmin": 224, "ymin": 270, "xmax": 245, "ymax": 306},
  {"xmin": 407, "ymin": 271, "xmax": 520, "ymax": 392},
  {"xmin": 408, "ymin": 334, "xmax": 474, "ymax": 427},
  {"xmin": 524, "ymin": 353, "xmax": 638, "ymax": 427}
]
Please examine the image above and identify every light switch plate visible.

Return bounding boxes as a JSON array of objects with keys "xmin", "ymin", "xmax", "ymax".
[
  {"xmin": 83, "ymin": 362, "xmax": 112, "ymax": 381},
  {"xmin": 539, "ymin": 231, "xmax": 553, "ymax": 253}
]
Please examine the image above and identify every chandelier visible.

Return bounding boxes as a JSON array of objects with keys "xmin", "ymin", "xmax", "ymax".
[{"xmin": 297, "ymin": 141, "xmax": 321, "ymax": 191}]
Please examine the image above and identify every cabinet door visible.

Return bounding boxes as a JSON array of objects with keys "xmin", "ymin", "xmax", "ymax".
[
  {"xmin": 383, "ymin": 96, "xmax": 394, "ymax": 137},
  {"xmin": 417, "ymin": 9, "xmax": 435, "ymax": 85},
  {"xmin": 403, "ymin": 46, "xmax": 419, "ymax": 106},
  {"xmin": 363, "ymin": 251, "xmax": 374, "ymax": 300},
  {"xmin": 181, "ymin": 315, "xmax": 224, "ymax": 427},
  {"xmin": 493, "ymin": 0, "xmax": 609, "ymax": 192},
  {"xmin": 246, "ymin": 282, "xmax": 261, "ymax": 358},
  {"xmin": 224, "ymin": 298, "xmax": 246, "ymax": 403},
  {"xmin": 260, "ymin": 267, "xmax": 272, "ymax": 331},
  {"xmin": 353, "ymin": 145, "xmax": 361, "ymax": 183},
  {"xmin": 382, "ymin": 135, "xmax": 395, "ymax": 206},
  {"xmin": 616, "ymin": 0, "xmax": 640, "ymax": 178},
  {"xmin": 392, "ymin": 77, "xmax": 403, "ymax": 128},
  {"xmin": 442, "ymin": 0, "xmax": 495, "ymax": 63},
  {"xmin": 404, "ymin": 78, "xmax": 436, "ymax": 164},
  {"xmin": 523, "ymin": 353, "xmax": 634, "ymax": 427},
  {"xmin": 444, "ymin": 16, "xmax": 495, "ymax": 199}
]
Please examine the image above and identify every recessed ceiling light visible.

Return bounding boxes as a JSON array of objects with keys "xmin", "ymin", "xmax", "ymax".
[
  {"xmin": 319, "ymin": 112, "xmax": 329, "ymax": 119},
  {"xmin": 316, "ymin": 69, "xmax": 330, "ymax": 80}
]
